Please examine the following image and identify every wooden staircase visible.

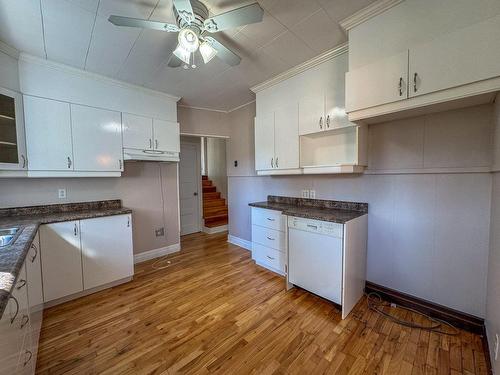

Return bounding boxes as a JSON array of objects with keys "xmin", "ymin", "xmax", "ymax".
[{"xmin": 202, "ymin": 175, "xmax": 228, "ymax": 228}]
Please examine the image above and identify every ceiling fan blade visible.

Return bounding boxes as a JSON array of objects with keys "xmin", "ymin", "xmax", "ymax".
[
  {"xmin": 167, "ymin": 53, "xmax": 183, "ymax": 68},
  {"xmin": 173, "ymin": 0, "xmax": 195, "ymax": 24},
  {"xmin": 203, "ymin": 3, "xmax": 264, "ymax": 33},
  {"xmin": 204, "ymin": 37, "xmax": 241, "ymax": 66},
  {"xmin": 108, "ymin": 15, "xmax": 179, "ymax": 32}
]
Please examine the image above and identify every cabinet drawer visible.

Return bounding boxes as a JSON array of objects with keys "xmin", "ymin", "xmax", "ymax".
[
  {"xmin": 252, "ymin": 243, "xmax": 286, "ymax": 275},
  {"xmin": 251, "ymin": 207, "xmax": 285, "ymax": 231},
  {"xmin": 251, "ymin": 225, "xmax": 285, "ymax": 252}
]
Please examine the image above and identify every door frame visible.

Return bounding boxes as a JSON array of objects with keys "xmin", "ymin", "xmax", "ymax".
[{"xmin": 179, "ymin": 137, "xmax": 203, "ymax": 235}]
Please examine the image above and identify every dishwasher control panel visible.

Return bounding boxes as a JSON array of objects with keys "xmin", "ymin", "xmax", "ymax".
[{"xmin": 288, "ymin": 216, "xmax": 343, "ymax": 238}]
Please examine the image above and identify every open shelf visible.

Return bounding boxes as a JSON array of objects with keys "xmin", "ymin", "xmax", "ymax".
[{"xmin": 0, "ymin": 114, "xmax": 15, "ymax": 121}]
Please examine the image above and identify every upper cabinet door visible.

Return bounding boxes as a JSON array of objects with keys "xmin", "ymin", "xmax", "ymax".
[
  {"xmin": 81, "ymin": 214, "xmax": 133, "ymax": 290},
  {"xmin": 298, "ymin": 94, "xmax": 324, "ymax": 135},
  {"xmin": 345, "ymin": 51, "xmax": 409, "ymax": 112},
  {"xmin": 0, "ymin": 87, "xmax": 26, "ymax": 170},
  {"xmin": 153, "ymin": 119, "xmax": 180, "ymax": 153},
  {"xmin": 24, "ymin": 95, "xmax": 73, "ymax": 171},
  {"xmin": 409, "ymin": 14, "xmax": 500, "ymax": 98},
  {"xmin": 254, "ymin": 112, "xmax": 275, "ymax": 171},
  {"xmin": 274, "ymin": 103, "xmax": 299, "ymax": 170},
  {"xmin": 122, "ymin": 113, "xmax": 153, "ymax": 150},
  {"xmin": 71, "ymin": 104, "xmax": 123, "ymax": 171}
]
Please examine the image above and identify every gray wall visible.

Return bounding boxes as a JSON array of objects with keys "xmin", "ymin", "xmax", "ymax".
[
  {"xmin": 0, "ymin": 162, "xmax": 180, "ymax": 254},
  {"xmin": 226, "ymin": 102, "xmax": 494, "ymax": 318}
]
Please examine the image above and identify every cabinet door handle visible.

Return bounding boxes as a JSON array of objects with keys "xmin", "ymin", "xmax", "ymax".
[
  {"xmin": 149, "ymin": 139, "xmax": 152, "ymax": 149},
  {"xmin": 30, "ymin": 243, "xmax": 38, "ymax": 262},
  {"xmin": 74, "ymin": 223, "xmax": 78, "ymax": 236},
  {"xmin": 9, "ymin": 295, "xmax": 19, "ymax": 324},
  {"xmin": 398, "ymin": 77, "xmax": 403, "ymax": 96},
  {"xmin": 275, "ymin": 157, "xmax": 279, "ymax": 168},
  {"xmin": 155, "ymin": 139, "xmax": 159, "ymax": 149},
  {"xmin": 266, "ymin": 236, "xmax": 275, "ymax": 241},
  {"xmin": 67, "ymin": 156, "xmax": 72, "ymax": 169},
  {"xmin": 266, "ymin": 217, "xmax": 275, "ymax": 222},
  {"xmin": 307, "ymin": 224, "xmax": 318, "ymax": 229},
  {"xmin": 21, "ymin": 154, "xmax": 26, "ymax": 168},
  {"xmin": 326, "ymin": 115, "xmax": 330, "ymax": 128},
  {"xmin": 127, "ymin": 216, "xmax": 130, "ymax": 227},
  {"xmin": 119, "ymin": 159, "xmax": 122, "ymax": 169},
  {"xmin": 16, "ymin": 279, "xmax": 26, "ymax": 290},
  {"xmin": 20, "ymin": 314, "xmax": 29, "ymax": 329},
  {"xmin": 319, "ymin": 116, "xmax": 323, "ymax": 129},
  {"xmin": 271, "ymin": 157, "xmax": 274, "ymax": 168},
  {"xmin": 266, "ymin": 255, "xmax": 275, "ymax": 260},
  {"xmin": 413, "ymin": 72, "xmax": 418, "ymax": 92},
  {"xmin": 23, "ymin": 350, "xmax": 33, "ymax": 367}
]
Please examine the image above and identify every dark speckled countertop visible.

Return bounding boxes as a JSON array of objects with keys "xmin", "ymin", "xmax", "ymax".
[
  {"xmin": 0, "ymin": 200, "xmax": 132, "ymax": 318},
  {"xmin": 249, "ymin": 195, "xmax": 368, "ymax": 224}
]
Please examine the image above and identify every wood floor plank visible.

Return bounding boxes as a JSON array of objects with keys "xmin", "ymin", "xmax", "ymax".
[{"xmin": 36, "ymin": 232, "xmax": 489, "ymax": 375}]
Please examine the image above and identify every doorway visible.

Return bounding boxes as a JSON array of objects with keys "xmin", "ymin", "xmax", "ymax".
[{"xmin": 179, "ymin": 137, "xmax": 202, "ymax": 235}]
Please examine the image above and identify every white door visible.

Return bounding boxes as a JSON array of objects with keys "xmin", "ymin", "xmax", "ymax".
[
  {"xmin": 345, "ymin": 50, "xmax": 409, "ymax": 112},
  {"xmin": 254, "ymin": 112, "xmax": 275, "ymax": 171},
  {"xmin": 40, "ymin": 221, "xmax": 83, "ymax": 302},
  {"xmin": 298, "ymin": 94, "xmax": 324, "ymax": 135},
  {"xmin": 153, "ymin": 119, "xmax": 180, "ymax": 153},
  {"xmin": 0, "ymin": 294, "xmax": 21, "ymax": 374},
  {"xmin": 81, "ymin": 214, "xmax": 134, "ymax": 290},
  {"xmin": 179, "ymin": 142, "xmax": 201, "ymax": 235},
  {"xmin": 70, "ymin": 104, "xmax": 123, "ymax": 171},
  {"xmin": 274, "ymin": 103, "xmax": 299, "ymax": 170},
  {"xmin": 122, "ymin": 113, "xmax": 153, "ymax": 150},
  {"xmin": 24, "ymin": 96, "xmax": 73, "ymax": 171},
  {"xmin": 409, "ymin": 14, "xmax": 500, "ymax": 98},
  {"xmin": 325, "ymin": 87, "xmax": 352, "ymax": 130}
]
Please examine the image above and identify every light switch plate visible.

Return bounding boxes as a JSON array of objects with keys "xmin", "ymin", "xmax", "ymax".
[
  {"xmin": 309, "ymin": 190, "xmax": 316, "ymax": 199},
  {"xmin": 58, "ymin": 188, "xmax": 66, "ymax": 199},
  {"xmin": 301, "ymin": 189, "xmax": 310, "ymax": 198}
]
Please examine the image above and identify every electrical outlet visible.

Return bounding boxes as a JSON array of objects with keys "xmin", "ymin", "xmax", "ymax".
[
  {"xmin": 495, "ymin": 333, "xmax": 499, "ymax": 361},
  {"xmin": 155, "ymin": 228, "xmax": 165, "ymax": 237},
  {"xmin": 58, "ymin": 188, "xmax": 66, "ymax": 199},
  {"xmin": 301, "ymin": 189, "xmax": 310, "ymax": 198},
  {"xmin": 309, "ymin": 190, "xmax": 316, "ymax": 199}
]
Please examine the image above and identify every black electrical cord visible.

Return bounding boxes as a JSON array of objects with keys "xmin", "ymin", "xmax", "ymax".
[{"xmin": 365, "ymin": 292, "xmax": 460, "ymax": 336}]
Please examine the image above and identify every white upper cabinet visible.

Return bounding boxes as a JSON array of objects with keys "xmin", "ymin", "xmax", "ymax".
[
  {"xmin": 298, "ymin": 94, "xmax": 324, "ymax": 135},
  {"xmin": 345, "ymin": 51, "xmax": 409, "ymax": 113},
  {"xmin": 0, "ymin": 87, "xmax": 26, "ymax": 171},
  {"xmin": 153, "ymin": 119, "xmax": 180, "ymax": 153},
  {"xmin": 409, "ymin": 14, "xmax": 500, "ymax": 98},
  {"xmin": 274, "ymin": 103, "xmax": 299, "ymax": 170},
  {"xmin": 24, "ymin": 95, "xmax": 73, "ymax": 171},
  {"xmin": 254, "ymin": 112, "xmax": 275, "ymax": 171},
  {"xmin": 122, "ymin": 113, "xmax": 153, "ymax": 150},
  {"xmin": 71, "ymin": 104, "xmax": 123, "ymax": 172},
  {"xmin": 80, "ymin": 214, "xmax": 134, "ymax": 290}
]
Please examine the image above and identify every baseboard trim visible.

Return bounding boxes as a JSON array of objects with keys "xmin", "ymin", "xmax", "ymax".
[
  {"xmin": 203, "ymin": 225, "xmax": 228, "ymax": 234},
  {"xmin": 227, "ymin": 235, "xmax": 252, "ymax": 251},
  {"xmin": 365, "ymin": 281, "xmax": 484, "ymax": 334},
  {"xmin": 134, "ymin": 243, "xmax": 181, "ymax": 264}
]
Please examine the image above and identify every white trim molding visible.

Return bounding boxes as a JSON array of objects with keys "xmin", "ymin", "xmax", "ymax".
[
  {"xmin": 179, "ymin": 100, "xmax": 255, "ymax": 114},
  {"xmin": 228, "ymin": 235, "xmax": 252, "ymax": 251},
  {"xmin": 133, "ymin": 243, "xmax": 181, "ymax": 264},
  {"xmin": 203, "ymin": 225, "xmax": 228, "ymax": 234},
  {"xmin": 339, "ymin": 0, "xmax": 405, "ymax": 31},
  {"xmin": 227, "ymin": 100, "xmax": 256, "ymax": 113},
  {"xmin": 250, "ymin": 43, "xmax": 349, "ymax": 93},
  {"xmin": 0, "ymin": 40, "xmax": 20, "ymax": 59}
]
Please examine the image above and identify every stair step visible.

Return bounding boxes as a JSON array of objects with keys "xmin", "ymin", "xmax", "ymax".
[
  {"xmin": 204, "ymin": 207, "xmax": 228, "ymax": 217},
  {"xmin": 202, "ymin": 180, "xmax": 212, "ymax": 187},
  {"xmin": 203, "ymin": 186, "xmax": 217, "ymax": 193},
  {"xmin": 203, "ymin": 192, "xmax": 221, "ymax": 199},
  {"xmin": 204, "ymin": 212, "xmax": 229, "ymax": 222},
  {"xmin": 203, "ymin": 198, "xmax": 225, "ymax": 208},
  {"xmin": 204, "ymin": 218, "xmax": 228, "ymax": 228},
  {"xmin": 202, "ymin": 175, "xmax": 208, "ymax": 180}
]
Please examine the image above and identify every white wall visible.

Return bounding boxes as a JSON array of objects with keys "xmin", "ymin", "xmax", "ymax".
[{"xmin": 228, "ymin": 102, "xmax": 493, "ymax": 318}]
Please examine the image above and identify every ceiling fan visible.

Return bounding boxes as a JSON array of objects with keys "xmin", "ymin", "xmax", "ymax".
[{"xmin": 108, "ymin": 0, "xmax": 264, "ymax": 69}]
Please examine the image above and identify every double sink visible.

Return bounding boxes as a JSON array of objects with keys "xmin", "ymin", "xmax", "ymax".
[{"xmin": 0, "ymin": 227, "xmax": 20, "ymax": 248}]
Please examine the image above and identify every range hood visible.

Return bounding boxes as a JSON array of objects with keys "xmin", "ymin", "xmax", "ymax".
[{"xmin": 123, "ymin": 148, "xmax": 179, "ymax": 162}]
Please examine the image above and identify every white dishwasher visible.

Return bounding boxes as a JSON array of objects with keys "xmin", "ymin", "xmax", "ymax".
[{"xmin": 288, "ymin": 216, "xmax": 344, "ymax": 305}]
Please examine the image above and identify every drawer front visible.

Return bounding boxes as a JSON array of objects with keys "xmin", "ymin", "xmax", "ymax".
[
  {"xmin": 252, "ymin": 225, "xmax": 285, "ymax": 252},
  {"xmin": 252, "ymin": 243, "xmax": 285, "ymax": 274},
  {"xmin": 251, "ymin": 207, "xmax": 285, "ymax": 231}
]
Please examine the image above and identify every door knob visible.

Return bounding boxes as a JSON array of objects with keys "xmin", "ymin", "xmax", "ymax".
[{"xmin": 194, "ymin": 192, "xmax": 198, "ymax": 196}]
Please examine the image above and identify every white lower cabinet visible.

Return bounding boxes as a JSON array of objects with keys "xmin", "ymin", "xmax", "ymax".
[{"xmin": 81, "ymin": 214, "xmax": 133, "ymax": 290}]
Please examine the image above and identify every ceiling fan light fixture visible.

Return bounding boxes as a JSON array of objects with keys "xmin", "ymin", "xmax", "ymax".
[
  {"xmin": 199, "ymin": 40, "xmax": 217, "ymax": 64},
  {"xmin": 173, "ymin": 44, "xmax": 191, "ymax": 65},
  {"xmin": 178, "ymin": 28, "xmax": 199, "ymax": 53}
]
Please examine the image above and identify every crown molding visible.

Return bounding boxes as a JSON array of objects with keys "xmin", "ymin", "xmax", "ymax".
[
  {"xmin": 178, "ymin": 104, "xmax": 227, "ymax": 113},
  {"xmin": 0, "ymin": 40, "xmax": 20, "ymax": 59},
  {"xmin": 18, "ymin": 53, "xmax": 181, "ymax": 102},
  {"xmin": 339, "ymin": 0, "xmax": 405, "ymax": 31},
  {"xmin": 250, "ymin": 42, "xmax": 349, "ymax": 93},
  {"xmin": 227, "ymin": 100, "xmax": 255, "ymax": 113}
]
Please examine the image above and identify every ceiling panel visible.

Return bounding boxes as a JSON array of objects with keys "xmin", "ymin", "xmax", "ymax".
[
  {"xmin": 68, "ymin": 0, "xmax": 100, "ymax": 13},
  {"xmin": 316, "ymin": 0, "xmax": 376, "ymax": 23},
  {"xmin": 261, "ymin": 31, "xmax": 315, "ymax": 70},
  {"xmin": 0, "ymin": 0, "xmax": 45, "ymax": 57},
  {"xmin": 263, "ymin": 0, "xmax": 321, "ymax": 29},
  {"xmin": 42, "ymin": 0, "xmax": 95, "ymax": 69},
  {"xmin": 238, "ymin": 10, "xmax": 285, "ymax": 48},
  {"xmin": 97, "ymin": 0, "xmax": 159, "ymax": 18}
]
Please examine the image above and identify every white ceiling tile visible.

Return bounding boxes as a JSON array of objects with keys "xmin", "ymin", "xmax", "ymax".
[
  {"xmin": 291, "ymin": 10, "xmax": 346, "ymax": 54},
  {"xmin": 68, "ymin": 0, "xmax": 100, "ymax": 13},
  {"xmin": 261, "ymin": 30, "xmax": 315, "ymax": 69},
  {"xmin": 0, "ymin": 0, "xmax": 46, "ymax": 57},
  {"xmin": 42, "ymin": 0, "xmax": 95, "ymax": 69},
  {"xmin": 317, "ymin": 0, "xmax": 377, "ymax": 23},
  {"xmin": 117, "ymin": 29, "xmax": 177, "ymax": 85},
  {"xmin": 97, "ymin": 0, "xmax": 159, "ymax": 18},
  {"xmin": 265, "ymin": 0, "xmax": 320, "ymax": 29},
  {"xmin": 85, "ymin": 15, "xmax": 140, "ymax": 77},
  {"xmin": 238, "ymin": 10, "xmax": 285, "ymax": 48},
  {"xmin": 149, "ymin": 0, "xmax": 176, "ymax": 24}
]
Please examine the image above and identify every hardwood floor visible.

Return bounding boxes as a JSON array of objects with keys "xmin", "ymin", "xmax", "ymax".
[{"xmin": 36, "ymin": 232, "xmax": 489, "ymax": 374}]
